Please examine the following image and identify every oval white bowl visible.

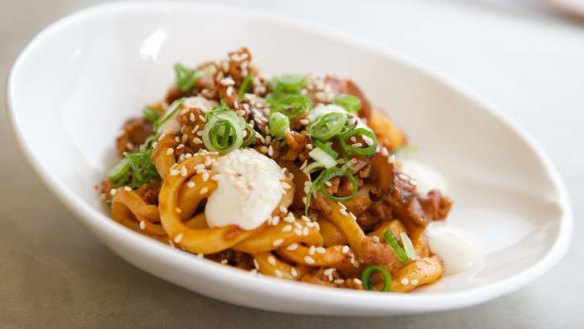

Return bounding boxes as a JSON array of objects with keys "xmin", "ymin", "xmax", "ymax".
[{"xmin": 6, "ymin": 1, "xmax": 573, "ymax": 316}]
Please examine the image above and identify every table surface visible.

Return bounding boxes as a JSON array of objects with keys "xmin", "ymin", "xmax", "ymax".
[{"xmin": 1, "ymin": 0, "xmax": 583, "ymax": 328}]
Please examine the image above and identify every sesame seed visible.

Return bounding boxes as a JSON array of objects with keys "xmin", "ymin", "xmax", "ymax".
[
  {"xmin": 303, "ymin": 227, "xmax": 309, "ymax": 236},
  {"xmin": 305, "ymin": 143, "xmax": 313, "ymax": 150},
  {"xmin": 189, "ymin": 113, "xmax": 196, "ymax": 122},
  {"xmin": 180, "ymin": 166, "xmax": 188, "ymax": 177},
  {"xmin": 293, "ymin": 228, "xmax": 303, "ymax": 236},
  {"xmin": 323, "ymin": 268, "xmax": 335, "ymax": 276},
  {"xmin": 283, "ymin": 213, "xmax": 295, "ymax": 223},
  {"xmin": 174, "ymin": 233, "xmax": 184, "ymax": 243},
  {"xmin": 273, "ymin": 239, "xmax": 284, "ymax": 247},
  {"xmin": 110, "ymin": 189, "xmax": 117, "ymax": 196},
  {"xmin": 401, "ymin": 278, "xmax": 410, "ymax": 285},
  {"xmin": 198, "ymin": 115, "xmax": 206, "ymax": 122},
  {"xmin": 354, "ymin": 278, "xmax": 362, "ymax": 285},
  {"xmin": 253, "ymin": 259, "xmax": 260, "ymax": 269},
  {"xmin": 219, "ymin": 77, "xmax": 235, "ymax": 86},
  {"xmin": 202, "ymin": 172, "xmax": 209, "ymax": 182},
  {"xmin": 194, "ymin": 164, "xmax": 205, "ymax": 171},
  {"xmin": 308, "ymin": 246, "xmax": 316, "ymax": 255},
  {"xmin": 268, "ymin": 145, "xmax": 274, "ymax": 157},
  {"xmin": 381, "ymin": 147, "xmax": 389, "ymax": 156},
  {"xmin": 304, "ymin": 256, "xmax": 315, "ymax": 264},
  {"xmin": 175, "ymin": 207, "xmax": 182, "ymax": 214},
  {"xmin": 316, "ymin": 247, "xmax": 326, "ymax": 254},
  {"xmin": 351, "ymin": 142, "xmax": 363, "ymax": 148},
  {"xmin": 193, "ymin": 137, "xmax": 203, "ymax": 144},
  {"xmin": 259, "ymin": 146, "xmax": 269, "ymax": 154},
  {"xmin": 299, "ymin": 119, "xmax": 310, "ymax": 125},
  {"xmin": 187, "ymin": 181, "xmax": 195, "ymax": 188},
  {"xmin": 282, "ymin": 224, "xmax": 292, "ymax": 233},
  {"xmin": 339, "ymin": 208, "xmax": 348, "ymax": 216},
  {"xmin": 274, "ymin": 270, "xmax": 283, "ymax": 278},
  {"xmin": 204, "ymin": 156, "xmax": 212, "ymax": 166},
  {"xmin": 337, "ymin": 202, "xmax": 347, "ymax": 210},
  {"xmin": 372, "ymin": 235, "xmax": 380, "ymax": 243},
  {"xmin": 285, "ymin": 243, "xmax": 298, "ymax": 251},
  {"xmin": 200, "ymin": 187, "xmax": 209, "ymax": 195},
  {"xmin": 334, "ymin": 279, "xmax": 345, "ymax": 285},
  {"xmin": 267, "ymin": 255, "xmax": 277, "ymax": 266},
  {"xmin": 123, "ymin": 186, "xmax": 132, "ymax": 192},
  {"xmin": 342, "ymin": 245, "xmax": 350, "ymax": 254},
  {"xmin": 170, "ymin": 169, "xmax": 180, "ymax": 176},
  {"xmin": 279, "ymin": 206, "xmax": 287, "ymax": 213},
  {"xmin": 291, "ymin": 267, "xmax": 298, "ymax": 278},
  {"xmin": 281, "ymin": 182, "xmax": 291, "ymax": 190},
  {"xmin": 166, "ymin": 148, "xmax": 174, "ymax": 155},
  {"xmin": 139, "ymin": 221, "xmax": 145, "ymax": 230},
  {"xmin": 271, "ymin": 216, "xmax": 280, "ymax": 226},
  {"xmin": 411, "ymin": 279, "xmax": 419, "ymax": 286}
]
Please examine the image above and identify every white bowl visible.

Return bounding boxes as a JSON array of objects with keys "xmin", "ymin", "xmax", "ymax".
[{"xmin": 6, "ymin": 1, "xmax": 573, "ymax": 316}]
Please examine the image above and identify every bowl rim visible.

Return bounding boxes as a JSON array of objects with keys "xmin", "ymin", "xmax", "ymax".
[{"xmin": 5, "ymin": 0, "xmax": 574, "ymax": 313}]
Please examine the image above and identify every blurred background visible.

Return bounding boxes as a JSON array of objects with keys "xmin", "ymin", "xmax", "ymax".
[{"xmin": 1, "ymin": 0, "xmax": 583, "ymax": 328}]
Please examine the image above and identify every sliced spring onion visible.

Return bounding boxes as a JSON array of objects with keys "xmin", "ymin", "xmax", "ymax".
[
  {"xmin": 270, "ymin": 74, "xmax": 307, "ymax": 94},
  {"xmin": 334, "ymin": 94, "xmax": 362, "ymax": 113},
  {"xmin": 268, "ymin": 94, "xmax": 312, "ymax": 118},
  {"xmin": 314, "ymin": 140, "xmax": 338, "ymax": 159},
  {"xmin": 307, "ymin": 112, "xmax": 347, "ymax": 141},
  {"xmin": 203, "ymin": 111, "xmax": 244, "ymax": 153},
  {"xmin": 384, "ymin": 230, "xmax": 409, "ymax": 264},
  {"xmin": 241, "ymin": 124, "xmax": 257, "ymax": 147},
  {"xmin": 361, "ymin": 265, "xmax": 392, "ymax": 292},
  {"xmin": 305, "ymin": 167, "xmax": 358, "ymax": 215},
  {"xmin": 153, "ymin": 98, "xmax": 185, "ymax": 132},
  {"xmin": 174, "ymin": 63, "xmax": 200, "ymax": 92},
  {"xmin": 143, "ymin": 106, "xmax": 160, "ymax": 122},
  {"xmin": 107, "ymin": 158, "xmax": 130, "ymax": 183},
  {"xmin": 400, "ymin": 232, "xmax": 417, "ymax": 260},
  {"xmin": 302, "ymin": 161, "xmax": 325, "ymax": 175},
  {"xmin": 120, "ymin": 148, "xmax": 159, "ymax": 188},
  {"xmin": 309, "ymin": 148, "xmax": 337, "ymax": 169},
  {"xmin": 339, "ymin": 128, "xmax": 378, "ymax": 156},
  {"xmin": 268, "ymin": 112, "xmax": 290, "ymax": 139},
  {"xmin": 238, "ymin": 74, "xmax": 254, "ymax": 98}
]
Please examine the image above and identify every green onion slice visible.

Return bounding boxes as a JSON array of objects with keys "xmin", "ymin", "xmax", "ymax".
[
  {"xmin": 238, "ymin": 74, "xmax": 254, "ymax": 98},
  {"xmin": 107, "ymin": 158, "xmax": 130, "ymax": 183},
  {"xmin": 174, "ymin": 63, "xmax": 200, "ymax": 92},
  {"xmin": 400, "ymin": 232, "xmax": 417, "ymax": 260},
  {"xmin": 153, "ymin": 98, "xmax": 185, "ymax": 132},
  {"xmin": 143, "ymin": 106, "xmax": 160, "ymax": 122},
  {"xmin": 307, "ymin": 112, "xmax": 347, "ymax": 141},
  {"xmin": 268, "ymin": 112, "xmax": 290, "ymax": 139},
  {"xmin": 308, "ymin": 148, "xmax": 337, "ymax": 169},
  {"xmin": 305, "ymin": 167, "xmax": 359, "ymax": 215},
  {"xmin": 270, "ymin": 74, "xmax": 307, "ymax": 94},
  {"xmin": 268, "ymin": 94, "xmax": 312, "ymax": 118},
  {"xmin": 334, "ymin": 94, "xmax": 362, "ymax": 113},
  {"xmin": 314, "ymin": 140, "xmax": 338, "ymax": 159},
  {"xmin": 361, "ymin": 265, "xmax": 392, "ymax": 292},
  {"xmin": 302, "ymin": 161, "xmax": 325, "ymax": 175},
  {"xmin": 339, "ymin": 128, "xmax": 378, "ymax": 156},
  {"xmin": 203, "ymin": 112, "xmax": 244, "ymax": 153},
  {"xmin": 384, "ymin": 230, "xmax": 410, "ymax": 264}
]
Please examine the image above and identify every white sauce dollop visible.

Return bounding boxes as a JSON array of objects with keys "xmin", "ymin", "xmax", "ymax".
[
  {"xmin": 426, "ymin": 223, "xmax": 484, "ymax": 275},
  {"xmin": 158, "ymin": 96, "xmax": 217, "ymax": 134},
  {"xmin": 307, "ymin": 104, "xmax": 372, "ymax": 131},
  {"xmin": 205, "ymin": 149, "xmax": 285, "ymax": 230},
  {"xmin": 399, "ymin": 160, "xmax": 448, "ymax": 195}
]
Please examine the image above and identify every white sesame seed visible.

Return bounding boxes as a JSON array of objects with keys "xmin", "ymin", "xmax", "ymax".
[
  {"xmin": 174, "ymin": 233, "xmax": 184, "ymax": 243},
  {"xmin": 284, "ymin": 213, "xmax": 295, "ymax": 223},
  {"xmin": 274, "ymin": 269, "xmax": 283, "ymax": 278},
  {"xmin": 299, "ymin": 119, "xmax": 310, "ymax": 125},
  {"xmin": 339, "ymin": 208, "xmax": 348, "ymax": 216},
  {"xmin": 304, "ymin": 256, "xmax": 315, "ymax": 264},
  {"xmin": 271, "ymin": 216, "xmax": 280, "ymax": 226},
  {"xmin": 268, "ymin": 145, "xmax": 274, "ymax": 157},
  {"xmin": 401, "ymin": 278, "xmax": 410, "ymax": 285},
  {"xmin": 187, "ymin": 181, "xmax": 195, "ymax": 188},
  {"xmin": 281, "ymin": 182, "xmax": 291, "ymax": 190},
  {"xmin": 372, "ymin": 235, "xmax": 380, "ymax": 243},
  {"xmin": 139, "ymin": 221, "xmax": 145, "ymax": 230},
  {"xmin": 381, "ymin": 147, "xmax": 389, "ymax": 156},
  {"xmin": 316, "ymin": 247, "xmax": 326, "ymax": 254},
  {"xmin": 170, "ymin": 169, "xmax": 180, "ymax": 176},
  {"xmin": 291, "ymin": 267, "xmax": 298, "ymax": 278},
  {"xmin": 202, "ymin": 172, "xmax": 209, "ymax": 182},
  {"xmin": 323, "ymin": 268, "xmax": 335, "ymax": 276},
  {"xmin": 334, "ymin": 279, "xmax": 345, "ymax": 285},
  {"xmin": 175, "ymin": 207, "xmax": 182, "ymax": 214},
  {"xmin": 189, "ymin": 113, "xmax": 196, "ymax": 122},
  {"xmin": 282, "ymin": 224, "xmax": 292, "ymax": 233},
  {"xmin": 273, "ymin": 239, "xmax": 284, "ymax": 247},
  {"xmin": 253, "ymin": 259, "xmax": 260, "ymax": 269},
  {"xmin": 293, "ymin": 228, "xmax": 303, "ymax": 236},
  {"xmin": 180, "ymin": 166, "xmax": 188, "ymax": 177},
  {"xmin": 110, "ymin": 189, "xmax": 117, "ymax": 196},
  {"xmin": 351, "ymin": 142, "xmax": 363, "ymax": 148},
  {"xmin": 267, "ymin": 255, "xmax": 277, "ymax": 266},
  {"xmin": 198, "ymin": 115, "xmax": 206, "ymax": 122},
  {"xmin": 303, "ymin": 227, "xmax": 310, "ymax": 236},
  {"xmin": 353, "ymin": 278, "xmax": 363, "ymax": 285},
  {"xmin": 279, "ymin": 206, "xmax": 287, "ymax": 213},
  {"xmin": 308, "ymin": 246, "xmax": 316, "ymax": 255},
  {"xmin": 123, "ymin": 186, "xmax": 132, "ymax": 192},
  {"xmin": 192, "ymin": 137, "xmax": 203, "ymax": 144},
  {"xmin": 166, "ymin": 148, "xmax": 174, "ymax": 155},
  {"xmin": 411, "ymin": 279, "xmax": 419, "ymax": 286},
  {"xmin": 342, "ymin": 245, "xmax": 350, "ymax": 254},
  {"xmin": 285, "ymin": 243, "xmax": 298, "ymax": 251}
]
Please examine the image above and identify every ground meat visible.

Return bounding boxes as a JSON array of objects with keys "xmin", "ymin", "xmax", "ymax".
[
  {"xmin": 116, "ymin": 117, "xmax": 153, "ymax": 155},
  {"xmin": 137, "ymin": 183, "xmax": 160, "ymax": 205},
  {"xmin": 418, "ymin": 190, "xmax": 453, "ymax": 221},
  {"xmin": 357, "ymin": 236, "xmax": 402, "ymax": 273}
]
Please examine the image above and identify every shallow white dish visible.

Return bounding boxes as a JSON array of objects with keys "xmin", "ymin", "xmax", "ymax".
[{"xmin": 6, "ymin": 1, "xmax": 573, "ymax": 316}]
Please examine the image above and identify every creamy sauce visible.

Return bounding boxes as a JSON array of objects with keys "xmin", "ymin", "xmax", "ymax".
[
  {"xmin": 307, "ymin": 104, "xmax": 372, "ymax": 131},
  {"xmin": 158, "ymin": 96, "xmax": 217, "ymax": 134},
  {"xmin": 426, "ymin": 223, "xmax": 484, "ymax": 275},
  {"xmin": 205, "ymin": 149, "xmax": 285, "ymax": 230},
  {"xmin": 399, "ymin": 159, "xmax": 448, "ymax": 195}
]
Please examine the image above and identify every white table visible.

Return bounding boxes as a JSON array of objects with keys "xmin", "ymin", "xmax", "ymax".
[{"xmin": 1, "ymin": 0, "xmax": 583, "ymax": 327}]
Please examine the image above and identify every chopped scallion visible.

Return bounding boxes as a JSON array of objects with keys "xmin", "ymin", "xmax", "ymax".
[
  {"xmin": 238, "ymin": 74, "xmax": 254, "ymax": 98},
  {"xmin": 400, "ymin": 232, "xmax": 417, "ymax": 260},
  {"xmin": 174, "ymin": 63, "xmax": 200, "ymax": 92},
  {"xmin": 339, "ymin": 127, "xmax": 378, "ymax": 156},
  {"xmin": 268, "ymin": 94, "xmax": 312, "ymax": 118},
  {"xmin": 143, "ymin": 106, "xmax": 160, "ymax": 122},
  {"xmin": 270, "ymin": 74, "xmax": 307, "ymax": 94},
  {"xmin": 307, "ymin": 112, "xmax": 347, "ymax": 141},
  {"xmin": 309, "ymin": 148, "xmax": 337, "ymax": 169},
  {"xmin": 107, "ymin": 158, "xmax": 130, "ymax": 183},
  {"xmin": 268, "ymin": 112, "xmax": 290, "ymax": 139},
  {"xmin": 384, "ymin": 230, "xmax": 409, "ymax": 264},
  {"xmin": 334, "ymin": 94, "xmax": 362, "ymax": 113},
  {"xmin": 361, "ymin": 265, "xmax": 391, "ymax": 292}
]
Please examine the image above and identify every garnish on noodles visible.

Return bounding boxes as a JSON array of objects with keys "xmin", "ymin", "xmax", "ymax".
[{"xmin": 100, "ymin": 48, "xmax": 453, "ymax": 292}]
